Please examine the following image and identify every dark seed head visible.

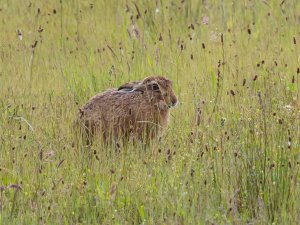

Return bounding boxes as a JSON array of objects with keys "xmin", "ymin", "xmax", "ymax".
[
  {"xmin": 242, "ymin": 78, "xmax": 246, "ymax": 86},
  {"xmin": 190, "ymin": 169, "xmax": 195, "ymax": 177},
  {"xmin": 159, "ymin": 33, "xmax": 163, "ymax": 41},
  {"xmin": 189, "ymin": 24, "xmax": 194, "ymax": 30},
  {"xmin": 167, "ymin": 149, "xmax": 171, "ymax": 155},
  {"xmin": 32, "ymin": 40, "xmax": 38, "ymax": 48}
]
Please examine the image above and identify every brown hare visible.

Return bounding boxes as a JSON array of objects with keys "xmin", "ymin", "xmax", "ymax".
[{"xmin": 77, "ymin": 76, "xmax": 178, "ymax": 144}]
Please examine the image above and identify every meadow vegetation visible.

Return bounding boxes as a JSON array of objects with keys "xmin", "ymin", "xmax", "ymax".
[{"xmin": 1, "ymin": 0, "xmax": 300, "ymax": 224}]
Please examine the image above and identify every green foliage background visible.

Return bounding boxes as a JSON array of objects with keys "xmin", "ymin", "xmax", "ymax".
[{"xmin": 1, "ymin": 0, "xmax": 300, "ymax": 224}]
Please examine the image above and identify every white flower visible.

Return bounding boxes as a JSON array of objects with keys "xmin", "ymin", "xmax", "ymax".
[
  {"xmin": 202, "ymin": 16, "xmax": 209, "ymax": 25},
  {"xmin": 283, "ymin": 105, "xmax": 293, "ymax": 110}
]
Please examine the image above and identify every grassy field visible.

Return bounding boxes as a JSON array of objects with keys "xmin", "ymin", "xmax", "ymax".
[{"xmin": 1, "ymin": 0, "xmax": 300, "ymax": 224}]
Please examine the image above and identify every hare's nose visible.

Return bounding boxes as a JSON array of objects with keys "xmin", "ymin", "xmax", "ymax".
[{"xmin": 171, "ymin": 99, "xmax": 178, "ymax": 107}]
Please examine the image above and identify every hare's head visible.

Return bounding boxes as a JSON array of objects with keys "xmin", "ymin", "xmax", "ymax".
[{"xmin": 133, "ymin": 76, "xmax": 178, "ymax": 109}]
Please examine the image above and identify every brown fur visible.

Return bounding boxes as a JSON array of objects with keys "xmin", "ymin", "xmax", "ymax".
[{"xmin": 77, "ymin": 76, "xmax": 177, "ymax": 143}]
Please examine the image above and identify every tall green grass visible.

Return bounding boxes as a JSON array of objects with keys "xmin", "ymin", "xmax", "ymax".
[{"xmin": 1, "ymin": 0, "xmax": 300, "ymax": 224}]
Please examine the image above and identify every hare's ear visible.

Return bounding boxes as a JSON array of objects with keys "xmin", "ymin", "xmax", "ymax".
[
  {"xmin": 118, "ymin": 82, "xmax": 139, "ymax": 92},
  {"xmin": 132, "ymin": 82, "xmax": 146, "ymax": 93}
]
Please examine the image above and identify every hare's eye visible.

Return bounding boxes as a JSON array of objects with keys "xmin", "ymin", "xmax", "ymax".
[{"xmin": 151, "ymin": 83, "xmax": 160, "ymax": 91}]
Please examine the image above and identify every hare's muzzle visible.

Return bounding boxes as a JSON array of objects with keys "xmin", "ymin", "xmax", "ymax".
[{"xmin": 169, "ymin": 98, "xmax": 178, "ymax": 108}]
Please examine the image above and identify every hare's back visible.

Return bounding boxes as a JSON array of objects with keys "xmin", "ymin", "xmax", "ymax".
[
  {"xmin": 81, "ymin": 89, "xmax": 118, "ymax": 113},
  {"xmin": 80, "ymin": 88, "xmax": 147, "ymax": 121}
]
